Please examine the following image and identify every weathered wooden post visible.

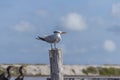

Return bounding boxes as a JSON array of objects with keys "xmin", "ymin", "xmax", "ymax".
[{"xmin": 49, "ymin": 48, "xmax": 63, "ymax": 80}]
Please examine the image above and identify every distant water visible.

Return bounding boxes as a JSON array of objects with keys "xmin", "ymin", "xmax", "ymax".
[
  {"xmin": 10, "ymin": 76, "xmax": 120, "ymax": 80},
  {"xmin": 11, "ymin": 77, "xmax": 46, "ymax": 80}
]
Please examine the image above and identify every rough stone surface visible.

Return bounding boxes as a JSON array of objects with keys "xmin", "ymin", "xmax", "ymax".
[{"xmin": 1, "ymin": 64, "xmax": 120, "ymax": 76}]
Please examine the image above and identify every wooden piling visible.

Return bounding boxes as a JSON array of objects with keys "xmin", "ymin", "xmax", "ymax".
[{"xmin": 49, "ymin": 48, "xmax": 63, "ymax": 80}]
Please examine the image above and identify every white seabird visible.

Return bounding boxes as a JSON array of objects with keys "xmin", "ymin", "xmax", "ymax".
[{"xmin": 36, "ymin": 31, "xmax": 66, "ymax": 49}]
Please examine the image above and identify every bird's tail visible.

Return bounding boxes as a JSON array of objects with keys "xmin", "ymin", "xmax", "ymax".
[{"xmin": 36, "ymin": 36, "xmax": 45, "ymax": 41}]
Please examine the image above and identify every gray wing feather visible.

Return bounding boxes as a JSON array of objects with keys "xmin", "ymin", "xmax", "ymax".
[{"xmin": 44, "ymin": 34, "xmax": 56, "ymax": 43}]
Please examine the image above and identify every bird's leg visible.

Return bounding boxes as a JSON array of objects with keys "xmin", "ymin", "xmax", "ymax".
[
  {"xmin": 54, "ymin": 43, "xmax": 56, "ymax": 49},
  {"xmin": 50, "ymin": 44, "xmax": 53, "ymax": 50}
]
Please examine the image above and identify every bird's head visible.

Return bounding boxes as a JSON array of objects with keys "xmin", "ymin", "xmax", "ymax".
[
  {"xmin": 53, "ymin": 31, "xmax": 66, "ymax": 34},
  {"xmin": 7, "ymin": 66, "xmax": 14, "ymax": 72},
  {"xmin": 19, "ymin": 65, "xmax": 26, "ymax": 72},
  {"xmin": 19, "ymin": 66, "xmax": 24, "ymax": 70}
]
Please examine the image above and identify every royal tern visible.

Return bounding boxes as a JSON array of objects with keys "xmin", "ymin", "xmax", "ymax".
[{"xmin": 36, "ymin": 31, "xmax": 66, "ymax": 49}]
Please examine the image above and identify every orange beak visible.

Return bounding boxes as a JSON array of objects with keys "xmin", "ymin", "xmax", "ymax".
[{"xmin": 61, "ymin": 32, "xmax": 67, "ymax": 34}]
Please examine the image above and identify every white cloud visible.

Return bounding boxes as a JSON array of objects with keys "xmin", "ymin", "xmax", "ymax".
[
  {"xmin": 13, "ymin": 21, "xmax": 35, "ymax": 32},
  {"xmin": 112, "ymin": 3, "xmax": 120, "ymax": 17},
  {"xmin": 61, "ymin": 13, "xmax": 87, "ymax": 31},
  {"xmin": 103, "ymin": 40, "xmax": 116, "ymax": 52}
]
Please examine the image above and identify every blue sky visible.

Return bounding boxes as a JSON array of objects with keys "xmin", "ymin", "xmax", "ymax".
[{"xmin": 1, "ymin": 0, "xmax": 120, "ymax": 64}]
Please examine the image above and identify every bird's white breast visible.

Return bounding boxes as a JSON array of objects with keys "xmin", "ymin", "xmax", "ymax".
[{"xmin": 54, "ymin": 33, "xmax": 61, "ymax": 43}]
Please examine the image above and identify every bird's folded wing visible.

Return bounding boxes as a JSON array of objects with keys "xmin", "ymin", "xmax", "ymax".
[{"xmin": 44, "ymin": 34, "xmax": 56, "ymax": 43}]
